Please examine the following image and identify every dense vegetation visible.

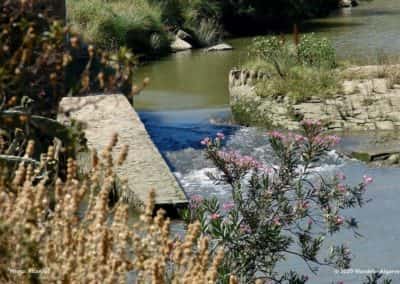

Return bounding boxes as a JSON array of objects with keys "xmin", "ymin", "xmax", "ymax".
[
  {"xmin": 244, "ymin": 34, "xmax": 341, "ymax": 103},
  {"xmin": 0, "ymin": 0, "xmax": 139, "ymax": 171},
  {"xmin": 67, "ymin": 0, "xmax": 345, "ymax": 57}
]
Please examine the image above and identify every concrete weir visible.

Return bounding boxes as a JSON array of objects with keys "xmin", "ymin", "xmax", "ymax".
[{"xmin": 58, "ymin": 95, "xmax": 188, "ymax": 210}]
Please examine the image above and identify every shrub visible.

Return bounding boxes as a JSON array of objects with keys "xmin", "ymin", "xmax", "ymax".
[
  {"xmin": 248, "ymin": 35, "xmax": 340, "ymax": 103},
  {"xmin": 68, "ymin": 0, "xmax": 170, "ymax": 56},
  {"xmin": 187, "ymin": 19, "xmax": 222, "ymax": 47},
  {"xmin": 0, "ymin": 0, "xmax": 138, "ymax": 169},
  {"xmin": 0, "ymin": 136, "xmax": 225, "ymax": 283},
  {"xmin": 297, "ymin": 33, "xmax": 337, "ymax": 68},
  {"xmin": 181, "ymin": 0, "xmax": 223, "ymax": 47},
  {"xmin": 185, "ymin": 121, "xmax": 372, "ymax": 283},
  {"xmin": 256, "ymin": 66, "xmax": 340, "ymax": 103},
  {"xmin": 250, "ymin": 34, "xmax": 336, "ymax": 70}
]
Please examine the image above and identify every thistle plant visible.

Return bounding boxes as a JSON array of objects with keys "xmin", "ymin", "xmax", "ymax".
[
  {"xmin": 185, "ymin": 120, "xmax": 373, "ymax": 283},
  {"xmin": 0, "ymin": 135, "xmax": 224, "ymax": 283}
]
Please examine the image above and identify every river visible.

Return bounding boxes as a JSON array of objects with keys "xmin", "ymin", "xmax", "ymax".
[{"xmin": 134, "ymin": 0, "xmax": 400, "ymax": 282}]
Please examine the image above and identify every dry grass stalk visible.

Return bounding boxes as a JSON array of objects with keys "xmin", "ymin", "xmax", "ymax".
[{"xmin": 0, "ymin": 135, "xmax": 224, "ymax": 283}]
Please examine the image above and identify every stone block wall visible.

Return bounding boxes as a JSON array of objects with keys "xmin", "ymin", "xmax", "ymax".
[{"xmin": 229, "ymin": 68, "xmax": 400, "ymax": 131}]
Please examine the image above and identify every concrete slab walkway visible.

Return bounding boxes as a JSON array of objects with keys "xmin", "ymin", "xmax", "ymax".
[{"xmin": 58, "ymin": 95, "xmax": 188, "ymax": 207}]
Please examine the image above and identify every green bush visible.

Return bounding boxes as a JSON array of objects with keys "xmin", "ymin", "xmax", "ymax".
[
  {"xmin": 257, "ymin": 66, "xmax": 340, "ymax": 103},
  {"xmin": 248, "ymin": 34, "xmax": 340, "ymax": 103},
  {"xmin": 68, "ymin": 0, "xmax": 171, "ymax": 56},
  {"xmin": 297, "ymin": 33, "xmax": 337, "ymax": 68},
  {"xmin": 180, "ymin": 0, "xmax": 222, "ymax": 46}
]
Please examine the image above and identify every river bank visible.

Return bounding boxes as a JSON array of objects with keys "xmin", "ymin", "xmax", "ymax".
[
  {"xmin": 67, "ymin": 0, "xmax": 361, "ymax": 60},
  {"xmin": 229, "ymin": 65, "xmax": 400, "ymax": 130}
]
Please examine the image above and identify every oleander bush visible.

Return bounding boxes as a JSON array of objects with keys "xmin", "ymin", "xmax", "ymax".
[{"xmin": 184, "ymin": 120, "xmax": 373, "ymax": 283}]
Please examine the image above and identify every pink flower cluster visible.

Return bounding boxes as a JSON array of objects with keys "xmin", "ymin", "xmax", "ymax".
[
  {"xmin": 336, "ymin": 172, "xmax": 346, "ymax": 181},
  {"xmin": 363, "ymin": 175, "xmax": 373, "ymax": 185},
  {"xmin": 200, "ymin": 132, "xmax": 225, "ymax": 146},
  {"xmin": 190, "ymin": 194, "xmax": 204, "ymax": 209},
  {"xmin": 335, "ymin": 216, "xmax": 344, "ymax": 225},
  {"xmin": 312, "ymin": 134, "xmax": 341, "ymax": 147},
  {"xmin": 269, "ymin": 131, "xmax": 308, "ymax": 145},
  {"xmin": 200, "ymin": 137, "xmax": 211, "ymax": 146},
  {"xmin": 217, "ymin": 150, "xmax": 261, "ymax": 169},
  {"xmin": 301, "ymin": 119, "xmax": 322, "ymax": 128},
  {"xmin": 216, "ymin": 132, "xmax": 225, "ymax": 140},
  {"xmin": 273, "ymin": 217, "xmax": 282, "ymax": 226},
  {"xmin": 269, "ymin": 131, "xmax": 286, "ymax": 140},
  {"xmin": 210, "ymin": 213, "xmax": 220, "ymax": 220},
  {"xmin": 222, "ymin": 202, "xmax": 235, "ymax": 211},
  {"xmin": 337, "ymin": 183, "xmax": 347, "ymax": 193}
]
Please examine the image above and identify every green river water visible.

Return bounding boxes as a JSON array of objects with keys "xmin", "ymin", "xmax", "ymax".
[{"xmin": 135, "ymin": 0, "xmax": 400, "ymax": 111}]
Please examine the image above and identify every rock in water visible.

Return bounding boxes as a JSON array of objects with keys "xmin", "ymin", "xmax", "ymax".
[
  {"xmin": 206, "ymin": 43, "xmax": 233, "ymax": 52},
  {"xmin": 177, "ymin": 30, "xmax": 192, "ymax": 41},
  {"xmin": 339, "ymin": 0, "xmax": 352, "ymax": 7},
  {"xmin": 171, "ymin": 37, "xmax": 192, "ymax": 52}
]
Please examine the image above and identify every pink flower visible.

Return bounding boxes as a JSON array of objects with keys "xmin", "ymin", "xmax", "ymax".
[
  {"xmin": 200, "ymin": 137, "xmax": 211, "ymax": 146},
  {"xmin": 337, "ymin": 184, "xmax": 347, "ymax": 193},
  {"xmin": 191, "ymin": 195, "xmax": 203, "ymax": 203},
  {"xmin": 313, "ymin": 134, "xmax": 341, "ymax": 147},
  {"xmin": 216, "ymin": 132, "xmax": 225, "ymax": 140},
  {"xmin": 273, "ymin": 217, "xmax": 282, "ymax": 226},
  {"xmin": 222, "ymin": 202, "xmax": 235, "ymax": 211},
  {"xmin": 190, "ymin": 195, "xmax": 204, "ymax": 209},
  {"xmin": 268, "ymin": 131, "xmax": 286, "ymax": 140},
  {"xmin": 210, "ymin": 213, "xmax": 220, "ymax": 220},
  {"xmin": 336, "ymin": 216, "xmax": 344, "ymax": 225},
  {"xmin": 294, "ymin": 134, "xmax": 306, "ymax": 143},
  {"xmin": 336, "ymin": 172, "xmax": 346, "ymax": 181},
  {"xmin": 308, "ymin": 218, "xmax": 313, "ymax": 226},
  {"xmin": 363, "ymin": 175, "xmax": 373, "ymax": 185},
  {"xmin": 301, "ymin": 119, "xmax": 322, "ymax": 127}
]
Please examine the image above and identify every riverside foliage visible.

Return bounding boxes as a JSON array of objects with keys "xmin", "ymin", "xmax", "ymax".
[
  {"xmin": 0, "ymin": 0, "xmax": 138, "ymax": 169},
  {"xmin": 246, "ymin": 34, "xmax": 340, "ymax": 103},
  {"xmin": 68, "ymin": 0, "xmax": 345, "ymax": 56},
  {"xmin": 185, "ymin": 120, "xmax": 373, "ymax": 283}
]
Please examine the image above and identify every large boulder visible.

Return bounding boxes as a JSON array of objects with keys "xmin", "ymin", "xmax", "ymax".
[
  {"xmin": 339, "ymin": 0, "xmax": 352, "ymax": 7},
  {"xmin": 206, "ymin": 43, "xmax": 233, "ymax": 52},
  {"xmin": 177, "ymin": 30, "xmax": 192, "ymax": 42},
  {"xmin": 170, "ymin": 37, "xmax": 192, "ymax": 52}
]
